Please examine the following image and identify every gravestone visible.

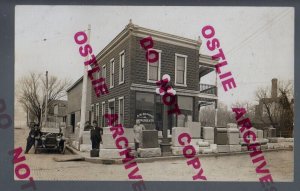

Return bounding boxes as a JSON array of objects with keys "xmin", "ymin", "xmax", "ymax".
[
  {"xmin": 227, "ymin": 128, "xmax": 240, "ymax": 145},
  {"xmin": 124, "ymin": 127, "xmax": 135, "ymax": 143},
  {"xmin": 100, "ymin": 149, "xmax": 122, "ymax": 159},
  {"xmin": 202, "ymin": 127, "xmax": 214, "ymax": 144},
  {"xmin": 141, "ymin": 130, "xmax": 159, "ymax": 148},
  {"xmin": 102, "ymin": 133, "xmax": 116, "ymax": 149},
  {"xmin": 138, "ymin": 148, "xmax": 161, "ymax": 158},
  {"xmin": 185, "ymin": 122, "xmax": 201, "ymax": 138},
  {"xmin": 172, "ymin": 127, "xmax": 191, "ymax": 147},
  {"xmin": 257, "ymin": 130, "xmax": 264, "ymax": 139},
  {"xmin": 82, "ymin": 131, "xmax": 91, "ymax": 145},
  {"xmin": 215, "ymin": 128, "xmax": 228, "ymax": 145},
  {"xmin": 229, "ymin": 145, "xmax": 241, "ymax": 152},
  {"xmin": 217, "ymin": 145, "xmax": 230, "ymax": 153},
  {"xmin": 226, "ymin": 123, "xmax": 237, "ymax": 129}
]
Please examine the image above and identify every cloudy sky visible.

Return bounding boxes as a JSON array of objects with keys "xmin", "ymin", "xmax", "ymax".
[{"xmin": 15, "ymin": 6, "xmax": 294, "ymax": 106}]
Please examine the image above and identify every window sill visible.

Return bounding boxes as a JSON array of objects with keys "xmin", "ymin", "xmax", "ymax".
[{"xmin": 175, "ymin": 83, "xmax": 187, "ymax": 87}]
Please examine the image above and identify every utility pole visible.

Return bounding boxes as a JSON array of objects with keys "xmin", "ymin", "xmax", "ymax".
[
  {"xmin": 44, "ymin": 70, "xmax": 49, "ymax": 128},
  {"xmin": 79, "ymin": 24, "xmax": 91, "ymax": 141}
]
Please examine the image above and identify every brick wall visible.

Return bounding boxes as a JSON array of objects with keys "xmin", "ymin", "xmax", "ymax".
[
  {"xmin": 92, "ymin": 36, "xmax": 132, "ymax": 128},
  {"xmin": 132, "ymin": 36, "xmax": 200, "ymax": 91}
]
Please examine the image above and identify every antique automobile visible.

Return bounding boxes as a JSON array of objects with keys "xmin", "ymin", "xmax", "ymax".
[{"xmin": 34, "ymin": 127, "xmax": 66, "ymax": 154}]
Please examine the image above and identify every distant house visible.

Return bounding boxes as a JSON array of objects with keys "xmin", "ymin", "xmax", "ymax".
[
  {"xmin": 67, "ymin": 21, "xmax": 218, "ymax": 131},
  {"xmin": 66, "ymin": 77, "xmax": 92, "ymax": 132}
]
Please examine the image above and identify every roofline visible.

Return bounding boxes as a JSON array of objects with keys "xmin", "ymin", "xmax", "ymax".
[
  {"xmin": 66, "ymin": 76, "xmax": 83, "ymax": 92},
  {"xmin": 96, "ymin": 22, "xmax": 202, "ymax": 60}
]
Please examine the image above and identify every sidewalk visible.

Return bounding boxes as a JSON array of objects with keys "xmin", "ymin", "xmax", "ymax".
[{"xmin": 66, "ymin": 144, "xmax": 293, "ymax": 165}]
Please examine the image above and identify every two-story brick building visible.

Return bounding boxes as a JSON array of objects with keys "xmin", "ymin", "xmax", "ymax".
[{"xmin": 68, "ymin": 21, "xmax": 218, "ymax": 131}]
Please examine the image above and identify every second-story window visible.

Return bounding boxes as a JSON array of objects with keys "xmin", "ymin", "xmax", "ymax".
[
  {"xmin": 102, "ymin": 64, "xmax": 106, "ymax": 79},
  {"xmin": 110, "ymin": 59, "xmax": 115, "ymax": 88},
  {"xmin": 147, "ymin": 49, "xmax": 161, "ymax": 82},
  {"xmin": 175, "ymin": 53, "xmax": 187, "ymax": 86},
  {"xmin": 119, "ymin": 51, "xmax": 125, "ymax": 84}
]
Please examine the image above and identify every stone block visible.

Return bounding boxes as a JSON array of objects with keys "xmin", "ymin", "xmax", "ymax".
[
  {"xmin": 185, "ymin": 122, "xmax": 201, "ymax": 138},
  {"xmin": 124, "ymin": 128, "xmax": 135, "ymax": 143},
  {"xmin": 141, "ymin": 130, "xmax": 159, "ymax": 148},
  {"xmin": 216, "ymin": 132, "xmax": 228, "ymax": 145},
  {"xmin": 209, "ymin": 144, "xmax": 218, "ymax": 153},
  {"xmin": 199, "ymin": 146, "xmax": 209, "ymax": 153},
  {"xmin": 229, "ymin": 145, "xmax": 241, "ymax": 152},
  {"xmin": 202, "ymin": 148, "xmax": 213, "ymax": 154},
  {"xmin": 261, "ymin": 144, "xmax": 268, "ymax": 150},
  {"xmin": 285, "ymin": 138, "xmax": 294, "ymax": 142},
  {"xmin": 258, "ymin": 138, "xmax": 269, "ymax": 144},
  {"xmin": 100, "ymin": 149, "xmax": 122, "ymax": 159},
  {"xmin": 103, "ymin": 127, "xmax": 111, "ymax": 134},
  {"xmin": 241, "ymin": 146, "xmax": 248, "ymax": 151},
  {"xmin": 217, "ymin": 145, "xmax": 230, "ymax": 153},
  {"xmin": 227, "ymin": 128, "xmax": 240, "ymax": 145},
  {"xmin": 172, "ymin": 127, "xmax": 191, "ymax": 146},
  {"xmin": 82, "ymin": 131, "xmax": 91, "ymax": 145},
  {"xmin": 80, "ymin": 144, "xmax": 92, "ymax": 152},
  {"xmin": 171, "ymin": 146, "xmax": 184, "ymax": 155},
  {"xmin": 226, "ymin": 123, "xmax": 237, "ymax": 129},
  {"xmin": 268, "ymin": 137, "xmax": 285, "ymax": 143},
  {"xmin": 198, "ymin": 141, "xmax": 209, "ymax": 147},
  {"xmin": 138, "ymin": 148, "xmax": 161, "ymax": 158},
  {"xmin": 102, "ymin": 133, "xmax": 116, "ymax": 149},
  {"xmin": 72, "ymin": 141, "xmax": 80, "ymax": 150},
  {"xmin": 190, "ymin": 139, "xmax": 201, "ymax": 146},
  {"xmin": 257, "ymin": 130, "xmax": 263, "ymax": 139},
  {"xmin": 203, "ymin": 127, "xmax": 214, "ymax": 140},
  {"xmin": 204, "ymin": 139, "xmax": 214, "ymax": 144}
]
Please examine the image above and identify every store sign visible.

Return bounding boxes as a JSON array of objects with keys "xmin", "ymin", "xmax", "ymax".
[{"xmin": 136, "ymin": 113, "xmax": 154, "ymax": 123}]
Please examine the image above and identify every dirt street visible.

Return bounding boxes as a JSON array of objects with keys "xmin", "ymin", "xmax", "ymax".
[{"xmin": 14, "ymin": 128, "xmax": 293, "ymax": 181}]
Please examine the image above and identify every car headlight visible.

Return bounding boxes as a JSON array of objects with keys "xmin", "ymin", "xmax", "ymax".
[
  {"xmin": 56, "ymin": 136, "xmax": 61, "ymax": 142},
  {"xmin": 41, "ymin": 136, "xmax": 46, "ymax": 141}
]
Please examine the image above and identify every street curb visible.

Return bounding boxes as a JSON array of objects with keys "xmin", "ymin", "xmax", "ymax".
[{"xmin": 66, "ymin": 144, "xmax": 293, "ymax": 164}]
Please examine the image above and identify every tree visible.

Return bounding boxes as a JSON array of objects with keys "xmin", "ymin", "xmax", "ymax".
[
  {"xmin": 17, "ymin": 72, "xmax": 71, "ymax": 126},
  {"xmin": 199, "ymin": 102, "xmax": 235, "ymax": 127},
  {"xmin": 255, "ymin": 80, "xmax": 294, "ymax": 136}
]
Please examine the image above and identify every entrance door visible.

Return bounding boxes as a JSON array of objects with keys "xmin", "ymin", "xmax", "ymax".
[{"xmin": 71, "ymin": 113, "xmax": 75, "ymax": 132}]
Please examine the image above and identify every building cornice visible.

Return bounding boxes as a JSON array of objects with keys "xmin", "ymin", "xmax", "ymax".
[{"xmin": 95, "ymin": 22, "xmax": 202, "ymax": 61}]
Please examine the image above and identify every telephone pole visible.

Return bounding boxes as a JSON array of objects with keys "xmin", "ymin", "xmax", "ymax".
[
  {"xmin": 44, "ymin": 71, "xmax": 49, "ymax": 128},
  {"xmin": 79, "ymin": 24, "xmax": 91, "ymax": 140}
]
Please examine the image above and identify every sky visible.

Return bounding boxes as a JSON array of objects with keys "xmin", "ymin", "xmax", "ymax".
[{"xmin": 15, "ymin": 6, "xmax": 294, "ymax": 107}]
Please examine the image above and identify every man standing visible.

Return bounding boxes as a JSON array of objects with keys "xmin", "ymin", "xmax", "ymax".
[
  {"xmin": 25, "ymin": 124, "xmax": 40, "ymax": 154},
  {"xmin": 90, "ymin": 120, "xmax": 103, "ymax": 149},
  {"xmin": 133, "ymin": 119, "xmax": 146, "ymax": 150}
]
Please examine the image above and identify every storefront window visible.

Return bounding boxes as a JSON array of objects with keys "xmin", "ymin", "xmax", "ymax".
[
  {"xmin": 136, "ymin": 92, "xmax": 155, "ymax": 126},
  {"xmin": 177, "ymin": 96, "xmax": 193, "ymax": 126}
]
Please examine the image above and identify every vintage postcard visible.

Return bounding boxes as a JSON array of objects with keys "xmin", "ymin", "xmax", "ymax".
[{"xmin": 13, "ymin": 5, "xmax": 294, "ymax": 190}]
